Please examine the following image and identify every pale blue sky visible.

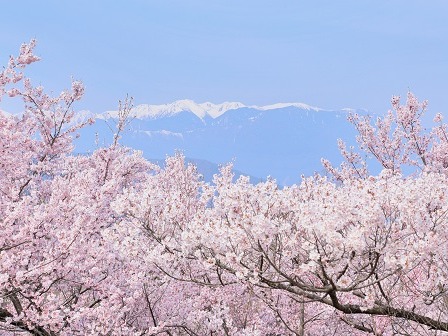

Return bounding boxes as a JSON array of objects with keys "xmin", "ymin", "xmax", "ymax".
[{"xmin": 1, "ymin": 1, "xmax": 447, "ymax": 115}]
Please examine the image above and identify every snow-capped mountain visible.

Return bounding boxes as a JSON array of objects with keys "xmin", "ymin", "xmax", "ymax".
[
  {"xmin": 76, "ymin": 100, "xmax": 364, "ymax": 185},
  {"xmin": 101, "ymin": 100, "xmax": 322, "ymax": 120}
]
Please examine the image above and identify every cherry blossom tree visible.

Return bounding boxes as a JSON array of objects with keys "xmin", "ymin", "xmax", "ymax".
[
  {"xmin": 3, "ymin": 40, "xmax": 448, "ymax": 335},
  {"xmin": 118, "ymin": 93, "xmax": 448, "ymax": 335},
  {"xmin": 0, "ymin": 41, "xmax": 162, "ymax": 335}
]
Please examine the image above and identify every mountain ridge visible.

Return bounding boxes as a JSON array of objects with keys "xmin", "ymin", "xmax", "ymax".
[
  {"xmin": 99, "ymin": 99, "xmax": 330, "ymax": 121},
  {"xmin": 75, "ymin": 101, "xmax": 365, "ymax": 185}
]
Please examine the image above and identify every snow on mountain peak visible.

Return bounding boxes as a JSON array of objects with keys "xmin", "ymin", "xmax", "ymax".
[
  {"xmin": 257, "ymin": 102, "xmax": 321, "ymax": 112},
  {"xmin": 103, "ymin": 100, "xmax": 246, "ymax": 120},
  {"xmin": 102, "ymin": 100, "xmax": 323, "ymax": 120}
]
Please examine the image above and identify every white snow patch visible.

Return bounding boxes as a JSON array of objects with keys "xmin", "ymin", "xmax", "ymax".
[
  {"xmin": 104, "ymin": 100, "xmax": 246, "ymax": 120},
  {"xmin": 255, "ymin": 102, "xmax": 321, "ymax": 112},
  {"xmin": 71, "ymin": 110, "xmax": 96, "ymax": 124},
  {"xmin": 144, "ymin": 130, "xmax": 183, "ymax": 139}
]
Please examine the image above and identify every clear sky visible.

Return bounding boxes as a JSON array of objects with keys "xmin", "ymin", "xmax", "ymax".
[{"xmin": 1, "ymin": 1, "xmax": 447, "ymax": 115}]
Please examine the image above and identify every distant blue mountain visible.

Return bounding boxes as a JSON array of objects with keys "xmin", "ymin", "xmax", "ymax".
[{"xmin": 75, "ymin": 100, "xmax": 365, "ymax": 185}]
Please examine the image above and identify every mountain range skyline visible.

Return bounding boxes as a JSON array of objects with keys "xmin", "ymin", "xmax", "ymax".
[
  {"xmin": 75, "ymin": 100, "xmax": 363, "ymax": 185},
  {"xmin": 91, "ymin": 98, "xmax": 362, "ymax": 120}
]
